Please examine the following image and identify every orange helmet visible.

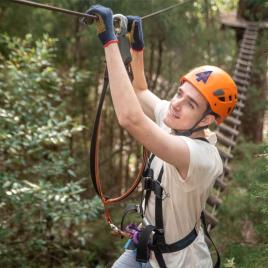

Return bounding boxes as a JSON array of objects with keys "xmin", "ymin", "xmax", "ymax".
[{"xmin": 180, "ymin": 65, "xmax": 237, "ymax": 124}]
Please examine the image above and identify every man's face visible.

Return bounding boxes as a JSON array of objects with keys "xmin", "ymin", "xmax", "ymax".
[{"xmin": 163, "ymin": 81, "xmax": 209, "ymax": 131}]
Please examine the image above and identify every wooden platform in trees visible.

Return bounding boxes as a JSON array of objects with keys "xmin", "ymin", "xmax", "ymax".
[{"xmin": 220, "ymin": 12, "xmax": 268, "ymax": 29}]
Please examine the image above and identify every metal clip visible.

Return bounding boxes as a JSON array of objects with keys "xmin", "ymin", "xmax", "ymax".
[
  {"xmin": 161, "ymin": 186, "xmax": 170, "ymax": 200},
  {"xmin": 113, "ymin": 14, "xmax": 128, "ymax": 37},
  {"xmin": 155, "ymin": 180, "xmax": 170, "ymax": 200},
  {"xmin": 109, "ymin": 223, "xmax": 120, "ymax": 232}
]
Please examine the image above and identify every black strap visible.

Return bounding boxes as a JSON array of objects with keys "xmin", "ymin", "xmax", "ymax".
[
  {"xmin": 201, "ymin": 211, "xmax": 221, "ymax": 268},
  {"xmin": 153, "ymin": 244, "xmax": 167, "ymax": 268},
  {"xmin": 140, "ymin": 153, "xmax": 156, "ymax": 217},
  {"xmin": 195, "ymin": 137, "xmax": 209, "ymax": 143},
  {"xmin": 147, "ymin": 153, "xmax": 156, "ymax": 167},
  {"xmin": 143, "ymin": 169, "xmax": 154, "ymax": 210},
  {"xmin": 174, "ymin": 108, "xmax": 212, "ymax": 137},
  {"xmin": 136, "ymin": 225, "xmax": 198, "ymax": 264},
  {"xmin": 154, "ymin": 166, "xmax": 165, "ymax": 238},
  {"xmin": 136, "ymin": 225, "xmax": 156, "ymax": 263},
  {"xmin": 152, "ymin": 165, "xmax": 167, "ymax": 267},
  {"xmin": 150, "ymin": 227, "xmax": 197, "ymax": 253},
  {"xmin": 89, "ymin": 67, "xmax": 109, "ymax": 197},
  {"xmin": 195, "ymin": 138, "xmax": 221, "ymax": 267}
]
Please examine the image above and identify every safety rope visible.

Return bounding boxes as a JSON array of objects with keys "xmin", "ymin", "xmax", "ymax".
[
  {"xmin": 6, "ymin": 0, "xmax": 193, "ymax": 21},
  {"xmin": 89, "ymin": 64, "xmax": 148, "ymax": 235},
  {"xmin": 89, "ymin": 32, "xmax": 149, "ymax": 236},
  {"xmin": 141, "ymin": 0, "xmax": 192, "ymax": 20},
  {"xmin": 7, "ymin": 0, "xmax": 97, "ymax": 19}
]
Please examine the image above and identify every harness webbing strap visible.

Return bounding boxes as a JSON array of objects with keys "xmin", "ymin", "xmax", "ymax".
[
  {"xmin": 140, "ymin": 153, "xmax": 155, "ymax": 217},
  {"xmin": 136, "ymin": 155, "xmax": 197, "ymax": 266},
  {"xmin": 201, "ymin": 211, "xmax": 221, "ymax": 268},
  {"xmin": 150, "ymin": 227, "xmax": 198, "ymax": 253},
  {"xmin": 153, "ymin": 244, "xmax": 167, "ymax": 268},
  {"xmin": 135, "ymin": 137, "xmax": 220, "ymax": 268},
  {"xmin": 154, "ymin": 166, "xmax": 165, "ymax": 239},
  {"xmin": 136, "ymin": 225, "xmax": 156, "ymax": 263}
]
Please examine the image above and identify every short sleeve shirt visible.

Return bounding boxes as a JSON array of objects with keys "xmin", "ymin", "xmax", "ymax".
[{"xmin": 145, "ymin": 100, "xmax": 223, "ymax": 268}]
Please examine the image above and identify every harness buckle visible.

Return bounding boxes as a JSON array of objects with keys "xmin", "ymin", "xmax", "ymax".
[
  {"xmin": 153, "ymin": 181, "xmax": 163, "ymax": 199},
  {"xmin": 143, "ymin": 167, "xmax": 154, "ymax": 179},
  {"xmin": 156, "ymin": 228, "xmax": 164, "ymax": 234},
  {"xmin": 143, "ymin": 177, "xmax": 169, "ymax": 200},
  {"xmin": 135, "ymin": 204, "xmax": 141, "ymax": 214},
  {"xmin": 143, "ymin": 177, "xmax": 153, "ymax": 190}
]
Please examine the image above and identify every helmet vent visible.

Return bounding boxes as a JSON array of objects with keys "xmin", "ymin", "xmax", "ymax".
[
  {"xmin": 213, "ymin": 89, "xmax": 224, "ymax": 96},
  {"xmin": 228, "ymin": 107, "xmax": 231, "ymax": 113},
  {"xmin": 229, "ymin": 95, "xmax": 232, "ymax": 101},
  {"xmin": 218, "ymin": 97, "xmax": 225, "ymax": 102}
]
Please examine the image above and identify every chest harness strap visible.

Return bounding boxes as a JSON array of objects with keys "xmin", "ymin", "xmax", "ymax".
[
  {"xmin": 135, "ymin": 153, "xmax": 197, "ymax": 267},
  {"xmin": 125, "ymin": 137, "xmax": 220, "ymax": 268}
]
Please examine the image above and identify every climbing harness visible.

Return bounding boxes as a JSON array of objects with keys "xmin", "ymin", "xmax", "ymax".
[{"xmin": 122, "ymin": 138, "xmax": 221, "ymax": 268}]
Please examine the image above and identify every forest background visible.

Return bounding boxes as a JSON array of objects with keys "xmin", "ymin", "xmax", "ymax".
[{"xmin": 0, "ymin": 0, "xmax": 267, "ymax": 267}]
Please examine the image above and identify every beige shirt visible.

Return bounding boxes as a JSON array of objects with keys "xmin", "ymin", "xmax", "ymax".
[{"xmin": 145, "ymin": 100, "xmax": 223, "ymax": 268}]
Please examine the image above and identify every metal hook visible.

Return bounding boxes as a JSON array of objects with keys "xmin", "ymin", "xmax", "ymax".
[{"xmin": 113, "ymin": 14, "xmax": 128, "ymax": 37}]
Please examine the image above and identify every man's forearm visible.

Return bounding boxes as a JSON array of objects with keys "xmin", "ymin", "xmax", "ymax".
[
  {"xmin": 104, "ymin": 44, "xmax": 144, "ymax": 126},
  {"xmin": 130, "ymin": 49, "xmax": 161, "ymax": 120},
  {"xmin": 130, "ymin": 49, "xmax": 148, "ymax": 91}
]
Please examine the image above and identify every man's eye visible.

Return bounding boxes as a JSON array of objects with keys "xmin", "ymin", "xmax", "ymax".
[{"xmin": 188, "ymin": 102, "xmax": 194, "ymax": 109}]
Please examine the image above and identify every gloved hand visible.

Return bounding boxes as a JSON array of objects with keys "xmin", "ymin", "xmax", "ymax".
[
  {"xmin": 86, "ymin": 5, "xmax": 118, "ymax": 47},
  {"xmin": 127, "ymin": 16, "xmax": 144, "ymax": 51}
]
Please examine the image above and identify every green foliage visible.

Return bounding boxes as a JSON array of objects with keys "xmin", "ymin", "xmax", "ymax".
[
  {"xmin": 0, "ymin": 178, "xmax": 103, "ymax": 267},
  {"xmin": 238, "ymin": 0, "xmax": 268, "ymax": 20},
  {"xmin": 0, "ymin": 33, "xmax": 104, "ymax": 267},
  {"xmin": 215, "ymin": 138, "xmax": 268, "ymax": 267},
  {"xmin": 0, "ymin": 33, "xmax": 86, "ymax": 181},
  {"xmin": 224, "ymin": 257, "xmax": 236, "ymax": 268}
]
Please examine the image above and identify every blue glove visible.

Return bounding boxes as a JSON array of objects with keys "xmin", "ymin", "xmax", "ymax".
[
  {"xmin": 127, "ymin": 16, "xmax": 144, "ymax": 51},
  {"xmin": 86, "ymin": 5, "xmax": 118, "ymax": 47}
]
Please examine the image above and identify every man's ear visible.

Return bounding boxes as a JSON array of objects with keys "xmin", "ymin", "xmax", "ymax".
[{"xmin": 200, "ymin": 114, "xmax": 216, "ymax": 126}]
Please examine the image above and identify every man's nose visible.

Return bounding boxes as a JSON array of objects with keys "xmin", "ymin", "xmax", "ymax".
[{"xmin": 173, "ymin": 96, "xmax": 185, "ymax": 108}]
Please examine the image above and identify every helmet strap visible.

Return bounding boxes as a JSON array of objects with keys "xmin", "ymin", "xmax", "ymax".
[{"xmin": 174, "ymin": 108, "xmax": 212, "ymax": 137}]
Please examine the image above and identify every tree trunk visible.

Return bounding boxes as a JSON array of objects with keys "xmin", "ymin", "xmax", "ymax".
[
  {"xmin": 204, "ymin": 0, "xmax": 211, "ymax": 59},
  {"xmin": 74, "ymin": 17, "xmax": 82, "ymax": 66},
  {"xmin": 237, "ymin": 1, "xmax": 268, "ymax": 142},
  {"xmin": 148, "ymin": 40, "xmax": 155, "ymax": 88},
  {"xmin": 119, "ymin": 127, "xmax": 124, "ymax": 194},
  {"xmin": 152, "ymin": 39, "xmax": 164, "ymax": 90}
]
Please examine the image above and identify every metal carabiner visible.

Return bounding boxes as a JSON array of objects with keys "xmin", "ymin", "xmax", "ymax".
[{"xmin": 113, "ymin": 14, "xmax": 128, "ymax": 37}]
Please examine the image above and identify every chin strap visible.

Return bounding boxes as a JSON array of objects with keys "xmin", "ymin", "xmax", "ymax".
[{"xmin": 174, "ymin": 108, "xmax": 212, "ymax": 137}]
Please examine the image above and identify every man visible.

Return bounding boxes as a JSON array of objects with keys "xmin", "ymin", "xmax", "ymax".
[{"xmin": 86, "ymin": 5, "xmax": 237, "ymax": 268}]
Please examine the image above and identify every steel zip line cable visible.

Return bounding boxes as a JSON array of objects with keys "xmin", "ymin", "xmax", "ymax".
[
  {"xmin": 6, "ymin": 0, "xmax": 193, "ymax": 21},
  {"xmin": 7, "ymin": 0, "xmax": 97, "ymax": 19},
  {"xmin": 141, "ymin": 0, "xmax": 192, "ymax": 20}
]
